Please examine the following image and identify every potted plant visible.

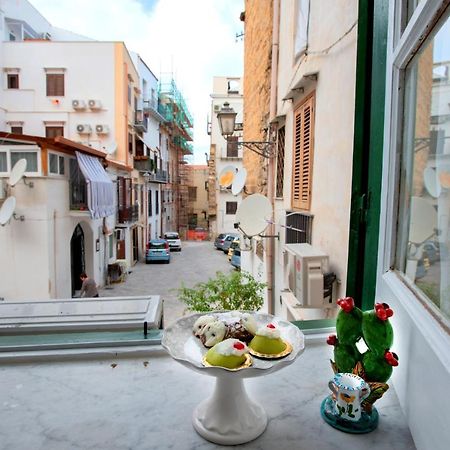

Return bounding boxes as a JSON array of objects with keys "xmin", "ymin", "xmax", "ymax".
[{"xmin": 177, "ymin": 270, "xmax": 265, "ymax": 312}]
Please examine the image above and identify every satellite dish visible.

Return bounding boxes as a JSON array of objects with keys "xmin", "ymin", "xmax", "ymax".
[
  {"xmin": 0, "ymin": 196, "xmax": 16, "ymax": 226},
  {"xmin": 9, "ymin": 158, "xmax": 27, "ymax": 187},
  {"xmin": 231, "ymin": 168, "xmax": 247, "ymax": 196},
  {"xmin": 423, "ymin": 167, "xmax": 441, "ymax": 198},
  {"xmin": 409, "ymin": 196, "xmax": 437, "ymax": 244},
  {"xmin": 103, "ymin": 142, "xmax": 117, "ymax": 155},
  {"xmin": 218, "ymin": 165, "xmax": 236, "ymax": 188},
  {"xmin": 236, "ymin": 194, "xmax": 272, "ymax": 237}
]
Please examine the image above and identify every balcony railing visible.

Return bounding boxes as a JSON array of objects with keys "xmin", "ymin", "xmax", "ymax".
[
  {"xmin": 133, "ymin": 157, "xmax": 155, "ymax": 172},
  {"xmin": 134, "ymin": 110, "xmax": 148, "ymax": 133},
  {"xmin": 118, "ymin": 204, "xmax": 139, "ymax": 223}
]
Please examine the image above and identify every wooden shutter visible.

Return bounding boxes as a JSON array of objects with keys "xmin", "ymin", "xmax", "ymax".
[
  {"xmin": 292, "ymin": 93, "xmax": 315, "ymax": 210},
  {"xmin": 46, "ymin": 74, "xmax": 64, "ymax": 96}
]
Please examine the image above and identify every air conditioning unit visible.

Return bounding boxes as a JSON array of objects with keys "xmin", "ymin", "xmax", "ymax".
[
  {"xmin": 88, "ymin": 99, "xmax": 102, "ymax": 110},
  {"xmin": 95, "ymin": 124, "xmax": 110, "ymax": 134},
  {"xmin": 285, "ymin": 243, "xmax": 331, "ymax": 308},
  {"xmin": 76, "ymin": 124, "xmax": 92, "ymax": 134},
  {"xmin": 72, "ymin": 99, "xmax": 86, "ymax": 110}
]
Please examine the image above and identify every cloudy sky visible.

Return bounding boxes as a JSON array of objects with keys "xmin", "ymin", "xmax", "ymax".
[{"xmin": 29, "ymin": 0, "xmax": 244, "ymax": 164}]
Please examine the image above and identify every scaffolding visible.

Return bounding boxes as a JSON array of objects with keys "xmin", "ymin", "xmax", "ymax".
[{"xmin": 158, "ymin": 77, "xmax": 194, "ymax": 235}]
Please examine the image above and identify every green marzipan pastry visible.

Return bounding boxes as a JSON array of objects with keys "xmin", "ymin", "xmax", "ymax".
[
  {"xmin": 249, "ymin": 335, "xmax": 287, "ymax": 354},
  {"xmin": 205, "ymin": 348, "xmax": 246, "ymax": 369}
]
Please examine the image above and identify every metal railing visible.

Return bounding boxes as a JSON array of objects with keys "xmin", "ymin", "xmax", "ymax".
[{"xmin": 69, "ymin": 180, "xmax": 88, "ymax": 211}]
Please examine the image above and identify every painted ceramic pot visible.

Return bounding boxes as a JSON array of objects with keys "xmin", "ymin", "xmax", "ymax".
[{"xmin": 328, "ymin": 373, "xmax": 370, "ymax": 422}]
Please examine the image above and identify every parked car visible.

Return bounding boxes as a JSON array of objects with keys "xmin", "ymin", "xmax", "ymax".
[
  {"xmin": 228, "ymin": 238, "xmax": 240, "ymax": 261},
  {"xmin": 146, "ymin": 239, "xmax": 170, "ymax": 264},
  {"xmin": 164, "ymin": 231, "xmax": 182, "ymax": 251},
  {"xmin": 231, "ymin": 248, "xmax": 241, "ymax": 270},
  {"xmin": 214, "ymin": 233, "xmax": 238, "ymax": 251},
  {"xmin": 222, "ymin": 234, "xmax": 240, "ymax": 254}
]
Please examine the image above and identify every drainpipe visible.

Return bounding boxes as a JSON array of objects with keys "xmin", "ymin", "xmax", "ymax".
[
  {"xmin": 267, "ymin": 0, "xmax": 280, "ymax": 315},
  {"xmin": 53, "ymin": 209, "xmax": 57, "ymax": 298}
]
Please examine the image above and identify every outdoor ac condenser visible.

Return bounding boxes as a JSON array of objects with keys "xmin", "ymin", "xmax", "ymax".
[{"xmin": 285, "ymin": 243, "xmax": 330, "ymax": 308}]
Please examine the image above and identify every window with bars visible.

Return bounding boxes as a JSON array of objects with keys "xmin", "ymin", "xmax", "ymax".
[
  {"xmin": 226, "ymin": 201, "xmax": 238, "ymax": 215},
  {"xmin": 46, "ymin": 126, "xmax": 64, "ymax": 138},
  {"xmin": 292, "ymin": 93, "xmax": 315, "ymax": 210},
  {"xmin": 11, "ymin": 126, "xmax": 23, "ymax": 134},
  {"xmin": 285, "ymin": 211, "xmax": 313, "ymax": 244},
  {"xmin": 276, "ymin": 126, "xmax": 286, "ymax": 198},
  {"xmin": 46, "ymin": 74, "xmax": 64, "ymax": 96},
  {"xmin": 226, "ymin": 136, "xmax": 239, "ymax": 157}
]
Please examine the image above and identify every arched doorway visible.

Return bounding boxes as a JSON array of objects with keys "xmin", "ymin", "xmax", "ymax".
[{"xmin": 71, "ymin": 224, "xmax": 85, "ymax": 296}]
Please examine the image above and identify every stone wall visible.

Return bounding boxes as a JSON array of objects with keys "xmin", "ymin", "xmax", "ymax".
[{"xmin": 242, "ymin": 0, "xmax": 273, "ymax": 195}]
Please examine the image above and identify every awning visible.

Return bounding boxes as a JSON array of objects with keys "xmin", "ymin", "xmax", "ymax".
[{"xmin": 76, "ymin": 151, "xmax": 115, "ymax": 219}]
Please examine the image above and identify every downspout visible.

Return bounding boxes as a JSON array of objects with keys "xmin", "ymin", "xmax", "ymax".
[
  {"xmin": 267, "ymin": 0, "xmax": 280, "ymax": 314},
  {"xmin": 53, "ymin": 209, "xmax": 57, "ymax": 298}
]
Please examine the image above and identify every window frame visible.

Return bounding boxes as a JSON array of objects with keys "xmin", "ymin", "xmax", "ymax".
[
  {"xmin": 7, "ymin": 73, "xmax": 19, "ymax": 89},
  {"xmin": 377, "ymin": 1, "xmax": 450, "ymax": 345},
  {"xmin": 291, "ymin": 92, "xmax": 315, "ymax": 210},
  {"xmin": 45, "ymin": 126, "xmax": 64, "ymax": 139},
  {"xmin": 46, "ymin": 73, "xmax": 65, "ymax": 97},
  {"xmin": 48, "ymin": 152, "xmax": 66, "ymax": 176},
  {"xmin": 225, "ymin": 201, "xmax": 238, "ymax": 215},
  {"xmin": 8, "ymin": 147, "xmax": 41, "ymax": 176}
]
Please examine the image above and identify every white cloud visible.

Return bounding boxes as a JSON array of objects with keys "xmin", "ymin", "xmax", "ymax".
[{"xmin": 29, "ymin": 0, "xmax": 244, "ymax": 163}]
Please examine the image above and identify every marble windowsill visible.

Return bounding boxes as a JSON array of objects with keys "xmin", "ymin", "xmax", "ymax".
[{"xmin": 0, "ymin": 342, "xmax": 416, "ymax": 450}]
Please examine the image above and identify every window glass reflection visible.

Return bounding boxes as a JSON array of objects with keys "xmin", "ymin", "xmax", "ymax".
[{"xmin": 400, "ymin": 13, "xmax": 450, "ymax": 320}]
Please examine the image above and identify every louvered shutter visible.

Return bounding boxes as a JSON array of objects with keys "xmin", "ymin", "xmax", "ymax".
[
  {"xmin": 46, "ymin": 74, "xmax": 65, "ymax": 96},
  {"xmin": 292, "ymin": 94, "xmax": 314, "ymax": 210}
]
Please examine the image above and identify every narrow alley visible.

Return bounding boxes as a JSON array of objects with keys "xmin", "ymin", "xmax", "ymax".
[{"xmin": 98, "ymin": 241, "xmax": 233, "ymax": 327}]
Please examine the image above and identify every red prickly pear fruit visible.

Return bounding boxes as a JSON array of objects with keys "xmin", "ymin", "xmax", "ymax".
[
  {"xmin": 327, "ymin": 335, "xmax": 337, "ymax": 346},
  {"xmin": 337, "ymin": 297, "xmax": 355, "ymax": 313},
  {"xmin": 374, "ymin": 302, "xmax": 394, "ymax": 321},
  {"xmin": 385, "ymin": 351, "xmax": 399, "ymax": 367}
]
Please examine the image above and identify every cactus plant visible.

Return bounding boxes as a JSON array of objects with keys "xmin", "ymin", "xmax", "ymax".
[{"xmin": 327, "ymin": 298, "xmax": 399, "ymax": 412}]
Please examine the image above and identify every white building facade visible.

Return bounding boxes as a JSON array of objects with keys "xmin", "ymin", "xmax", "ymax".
[{"xmin": 209, "ymin": 76, "xmax": 244, "ymax": 237}]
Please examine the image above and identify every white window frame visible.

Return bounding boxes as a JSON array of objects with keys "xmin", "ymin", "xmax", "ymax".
[
  {"xmin": 377, "ymin": 0, "xmax": 450, "ymax": 365},
  {"xmin": 4, "ymin": 146, "xmax": 41, "ymax": 176},
  {"xmin": 48, "ymin": 151, "xmax": 66, "ymax": 177}
]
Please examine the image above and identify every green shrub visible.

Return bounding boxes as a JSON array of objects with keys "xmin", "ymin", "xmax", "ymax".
[{"xmin": 177, "ymin": 271, "xmax": 266, "ymax": 312}]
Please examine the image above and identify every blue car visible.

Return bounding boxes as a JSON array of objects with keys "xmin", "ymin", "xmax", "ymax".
[
  {"xmin": 146, "ymin": 239, "xmax": 171, "ymax": 264},
  {"xmin": 230, "ymin": 248, "xmax": 241, "ymax": 270}
]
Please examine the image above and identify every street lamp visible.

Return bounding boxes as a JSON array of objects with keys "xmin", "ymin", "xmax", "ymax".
[{"xmin": 216, "ymin": 102, "xmax": 275, "ymax": 158}]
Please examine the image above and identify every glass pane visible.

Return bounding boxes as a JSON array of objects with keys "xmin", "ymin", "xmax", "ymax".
[
  {"xmin": 399, "ymin": 13, "xmax": 450, "ymax": 320},
  {"xmin": 0, "ymin": 152, "xmax": 7, "ymax": 172},
  {"xmin": 11, "ymin": 151, "xmax": 38, "ymax": 172},
  {"xmin": 49, "ymin": 153, "xmax": 58, "ymax": 174},
  {"xmin": 59, "ymin": 156, "xmax": 65, "ymax": 175}
]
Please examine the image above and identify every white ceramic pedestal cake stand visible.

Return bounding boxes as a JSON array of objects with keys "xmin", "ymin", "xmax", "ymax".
[{"xmin": 162, "ymin": 311, "xmax": 305, "ymax": 446}]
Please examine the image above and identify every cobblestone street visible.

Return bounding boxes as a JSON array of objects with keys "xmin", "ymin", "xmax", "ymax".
[{"xmin": 98, "ymin": 241, "xmax": 233, "ymax": 327}]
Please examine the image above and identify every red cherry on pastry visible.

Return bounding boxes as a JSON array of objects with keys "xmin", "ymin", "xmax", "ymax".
[
  {"xmin": 267, "ymin": 323, "xmax": 276, "ymax": 329},
  {"xmin": 234, "ymin": 342, "xmax": 245, "ymax": 350}
]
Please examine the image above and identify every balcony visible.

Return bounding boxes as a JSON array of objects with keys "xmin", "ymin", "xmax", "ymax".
[
  {"xmin": 143, "ymin": 97, "xmax": 165, "ymax": 122},
  {"xmin": 118, "ymin": 204, "xmax": 139, "ymax": 223},
  {"xmin": 0, "ymin": 334, "xmax": 414, "ymax": 449},
  {"xmin": 134, "ymin": 110, "xmax": 148, "ymax": 133},
  {"xmin": 133, "ymin": 156, "xmax": 154, "ymax": 172}
]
